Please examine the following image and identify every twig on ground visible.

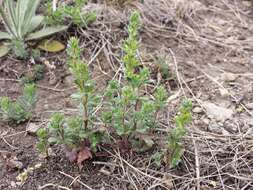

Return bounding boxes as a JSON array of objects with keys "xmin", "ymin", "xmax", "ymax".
[
  {"xmin": 192, "ymin": 134, "xmax": 200, "ymax": 190},
  {"xmin": 38, "ymin": 183, "xmax": 71, "ymax": 190},
  {"xmin": 59, "ymin": 171, "xmax": 93, "ymax": 190}
]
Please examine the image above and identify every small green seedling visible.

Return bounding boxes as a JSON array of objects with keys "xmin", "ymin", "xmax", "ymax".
[
  {"xmin": 103, "ymin": 12, "xmax": 168, "ymax": 150},
  {"xmin": 152, "ymin": 100, "xmax": 192, "ymax": 168},
  {"xmin": 36, "ymin": 128, "xmax": 49, "ymax": 157},
  {"xmin": 0, "ymin": 84, "xmax": 37, "ymax": 124},
  {"xmin": 155, "ymin": 56, "xmax": 170, "ymax": 80},
  {"xmin": 21, "ymin": 64, "xmax": 45, "ymax": 85},
  {"xmin": 46, "ymin": 0, "xmax": 96, "ymax": 27}
]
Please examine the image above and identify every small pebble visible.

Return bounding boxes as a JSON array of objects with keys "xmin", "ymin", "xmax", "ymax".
[
  {"xmin": 10, "ymin": 181, "xmax": 16, "ymax": 187},
  {"xmin": 249, "ymin": 55, "xmax": 253, "ymax": 65},
  {"xmin": 26, "ymin": 123, "xmax": 40, "ymax": 135},
  {"xmin": 192, "ymin": 107, "xmax": 203, "ymax": 113},
  {"xmin": 219, "ymin": 88, "xmax": 229, "ymax": 97},
  {"xmin": 208, "ymin": 123, "xmax": 222, "ymax": 134},
  {"xmin": 221, "ymin": 72, "xmax": 238, "ymax": 82},
  {"xmin": 64, "ymin": 75, "xmax": 75, "ymax": 86},
  {"xmin": 203, "ymin": 118, "xmax": 210, "ymax": 125},
  {"xmin": 246, "ymin": 103, "xmax": 253, "ymax": 110}
]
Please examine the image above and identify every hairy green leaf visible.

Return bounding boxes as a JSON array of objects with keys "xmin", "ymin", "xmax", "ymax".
[
  {"xmin": 28, "ymin": 15, "xmax": 44, "ymax": 33},
  {"xmin": 0, "ymin": 32, "xmax": 12, "ymax": 40},
  {"xmin": 26, "ymin": 26, "xmax": 68, "ymax": 41}
]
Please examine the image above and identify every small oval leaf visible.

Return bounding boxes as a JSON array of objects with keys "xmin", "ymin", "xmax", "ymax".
[{"xmin": 38, "ymin": 40, "xmax": 65, "ymax": 52}]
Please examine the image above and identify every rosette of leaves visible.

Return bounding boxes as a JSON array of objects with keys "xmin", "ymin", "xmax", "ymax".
[{"xmin": 0, "ymin": 0, "xmax": 68, "ymax": 58}]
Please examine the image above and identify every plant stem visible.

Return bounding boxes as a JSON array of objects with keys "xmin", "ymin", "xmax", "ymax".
[
  {"xmin": 132, "ymin": 88, "xmax": 139, "ymax": 132},
  {"xmin": 82, "ymin": 95, "xmax": 88, "ymax": 129}
]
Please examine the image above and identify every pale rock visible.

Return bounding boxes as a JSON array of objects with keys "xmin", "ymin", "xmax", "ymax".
[
  {"xmin": 192, "ymin": 107, "xmax": 203, "ymax": 114},
  {"xmin": 64, "ymin": 75, "xmax": 75, "ymax": 86},
  {"xmin": 10, "ymin": 181, "xmax": 16, "ymax": 187},
  {"xmin": 194, "ymin": 120, "xmax": 202, "ymax": 125},
  {"xmin": 49, "ymin": 77, "xmax": 57, "ymax": 85},
  {"xmin": 245, "ymin": 127, "xmax": 253, "ymax": 136},
  {"xmin": 26, "ymin": 123, "xmax": 40, "ymax": 135},
  {"xmin": 203, "ymin": 118, "xmax": 210, "ymax": 125},
  {"xmin": 224, "ymin": 120, "xmax": 238, "ymax": 133},
  {"xmin": 16, "ymin": 182, "xmax": 22, "ymax": 186},
  {"xmin": 208, "ymin": 123, "xmax": 222, "ymax": 133},
  {"xmin": 221, "ymin": 72, "xmax": 238, "ymax": 82},
  {"xmin": 219, "ymin": 88, "xmax": 229, "ymax": 97},
  {"xmin": 203, "ymin": 101, "xmax": 234, "ymax": 122},
  {"xmin": 221, "ymin": 128, "xmax": 230, "ymax": 136},
  {"xmin": 7, "ymin": 158, "xmax": 23, "ymax": 169},
  {"xmin": 244, "ymin": 117, "xmax": 253, "ymax": 126},
  {"xmin": 246, "ymin": 103, "xmax": 253, "ymax": 110}
]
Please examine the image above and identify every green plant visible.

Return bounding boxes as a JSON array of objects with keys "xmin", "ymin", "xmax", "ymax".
[
  {"xmin": 0, "ymin": 0, "xmax": 68, "ymax": 58},
  {"xmin": 155, "ymin": 56, "xmax": 170, "ymax": 80},
  {"xmin": 45, "ymin": 0, "xmax": 96, "ymax": 27},
  {"xmin": 37, "ymin": 12, "xmax": 168, "ymax": 164},
  {"xmin": 103, "ymin": 12, "xmax": 167, "ymax": 149},
  {"xmin": 152, "ymin": 100, "xmax": 192, "ymax": 168},
  {"xmin": 37, "ymin": 37, "xmax": 104, "ymax": 163},
  {"xmin": 0, "ymin": 84, "xmax": 37, "ymax": 123},
  {"xmin": 20, "ymin": 64, "xmax": 45, "ymax": 85},
  {"xmin": 31, "ymin": 49, "xmax": 41, "ymax": 61},
  {"xmin": 10, "ymin": 39, "xmax": 28, "ymax": 59},
  {"xmin": 36, "ymin": 127, "xmax": 49, "ymax": 156}
]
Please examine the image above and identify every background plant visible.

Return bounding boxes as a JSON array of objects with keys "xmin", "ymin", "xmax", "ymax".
[
  {"xmin": 103, "ymin": 12, "xmax": 168, "ymax": 150},
  {"xmin": 0, "ymin": 0, "xmax": 68, "ymax": 58},
  {"xmin": 20, "ymin": 64, "xmax": 45, "ymax": 85},
  {"xmin": 0, "ymin": 84, "xmax": 37, "ymax": 124},
  {"xmin": 45, "ymin": 0, "xmax": 96, "ymax": 27},
  {"xmin": 155, "ymin": 55, "xmax": 170, "ymax": 80}
]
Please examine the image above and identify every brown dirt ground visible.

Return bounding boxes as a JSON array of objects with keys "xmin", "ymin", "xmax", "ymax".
[{"xmin": 1, "ymin": 0, "xmax": 253, "ymax": 189}]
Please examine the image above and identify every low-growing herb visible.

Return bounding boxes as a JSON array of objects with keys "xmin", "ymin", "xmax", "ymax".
[
  {"xmin": 0, "ymin": 84, "xmax": 37, "ymax": 123},
  {"xmin": 103, "ymin": 12, "xmax": 168, "ymax": 150},
  {"xmin": 36, "ymin": 128, "xmax": 49, "ymax": 157},
  {"xmin": 37, "ymin": 37, "xmax": 104, "ymax": 164},
  {"xmin": 155, "ymin": 55, "xmax": 170, "ymax": 80},
  {"xmin": 152, "ymin": 100, "xmax": 192, "ymax": 168},
  {"xmin": 46, "ymin": 0, "xmax": 96, "ymax": 27},
  {"xmin": 20, "ymin": 65, "xmax": 45, "ymax": 85}
]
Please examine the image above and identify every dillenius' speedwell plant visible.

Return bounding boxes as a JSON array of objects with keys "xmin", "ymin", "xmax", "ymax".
[
  {"xmin": 20, "ymin": 64, "xmax": 45, "ymax": 85},
  {"xmin": 152, "ymin": 100, "xmax": 192, "ymax": 168},
  {"xmin": 0, "ymin": 84, "xmax": 37, "ymax": 123},
  {"xmin": 0, "ymin": 0, "xmax": 68, "ymax": 58},
  {"xmin": 37, "ymin": 12, "xmax": 191, "ymax": 167},
  {"xmin": 102, "ymin": 12, "xmax": 168, "ymax": 150},
  {"xmin": 37, "ymin": 37, "xmax": 104, "ymax": 163}
]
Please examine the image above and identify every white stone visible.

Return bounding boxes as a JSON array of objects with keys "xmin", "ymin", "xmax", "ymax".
[
  {"xmin": 192, "ymin": 107, "xmax": 203, "ymax": 113},
  {"xmin": 26, "ymin": 123, "xmax": 40, "ymax": 135},
  {"xmin": 203, "ymin": 102, "xmax": 234, "ymax": 122}
]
